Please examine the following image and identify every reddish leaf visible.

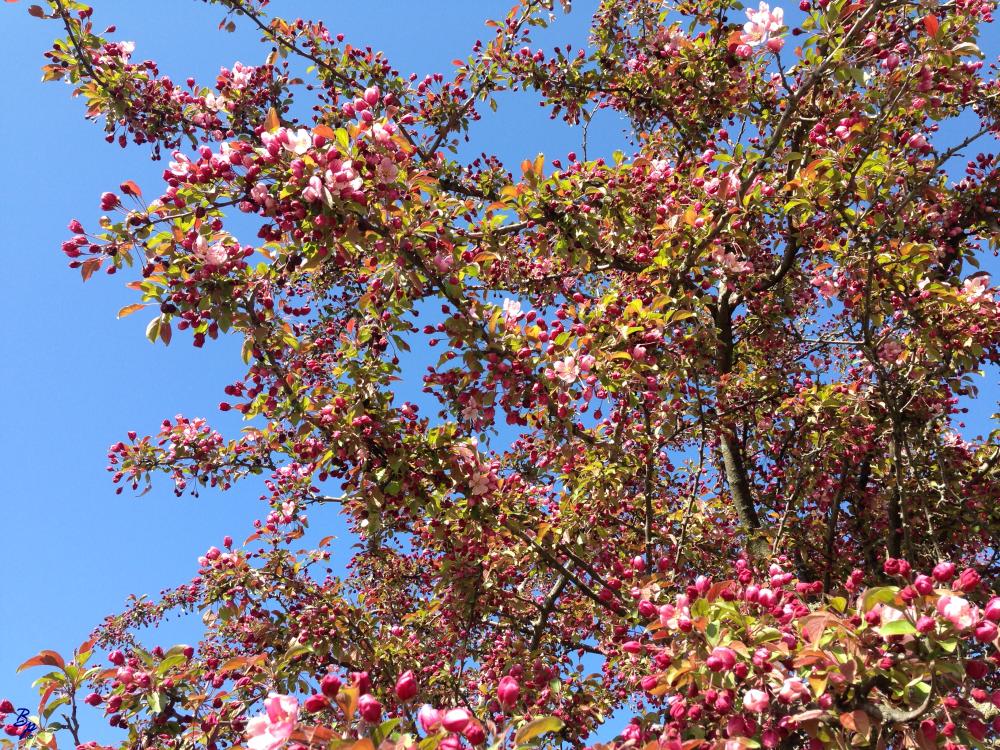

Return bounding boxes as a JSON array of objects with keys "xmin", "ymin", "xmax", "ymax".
[
  {"xmin": 120, "ymin": 179, "xmax": 142, "ymax": 198},
  {"xmin": 264, "ymin": 107, "xmax": 281, "ymax": 132},
  {"xmin": 80, "ymin": 258, "xmax": 101, "ymax": 282},
  {"xmin": 923, "ymin": 14, "xmax": 939, "ymax": 36},
  {"xmin": 313, "ymin": 124, "xmax": 336, "ymax": 140},
  {"xmin": 28, "ymin": 4, "xmax": 45, "ymax": 16},
  {"xmin": 117, "ymin": 303, "xmax": 145, "ymax": 319},
  {"xmin": 18, "ymin": 650, "xmax": 65, "ymax": 672}
]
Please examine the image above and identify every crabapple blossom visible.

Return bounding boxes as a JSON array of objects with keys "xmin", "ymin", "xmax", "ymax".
[
  {"xmin": 741, "ymin": 2, "xmax": 784, "ymax": 48},
  {"xmin": 246, "ymin": 694, "xmax": 297, "ymax": 750}
]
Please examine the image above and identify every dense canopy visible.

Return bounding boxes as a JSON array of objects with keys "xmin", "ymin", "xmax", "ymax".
[{"xmin": 5, "ymin": 0, "xmax": 1000, "ymax": 749}]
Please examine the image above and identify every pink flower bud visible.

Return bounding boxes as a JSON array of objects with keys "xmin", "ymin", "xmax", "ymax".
[
  {"xmin": 622, "ymin": 640, "xmax": 642, "ymax": 654},
  {"xmin": 108, "ymin": 650, "xmax": 125, "ymax": 666},
  {"xmin": 100, "ymin": 192, "xmax": 120, "ymax": 210},
  {"xmin": 932, "ymin": 562, "xmax": 956, "ymax": 582},
  {"xmin": 916, "ymin": 615, "xmax": 936, "ymax": 634},
  {"xmin": 914, "ymin": 574, "xmax": 934, "ymax": 595},
  {"xmin": 497, "ymin": 676, "xmax": 520, "ymax": 709},
  {"xmin": 395, "ymin": 670, "xmax": 418, "ymax": 702},
  {"xmin": 84, "ymin": 692, "xmax": 103, "ymax": 706},
  {"xmin": 974, "ymin": 620, "xmax": 998, "ymax": 643},
  {"xmin": 357, "ymin": 694, "xmax": 382, "ymax": 723},
  {"xmin": 638, "ymin": 600, "xmax": 657, "ymax": 618},
  {"xmin": 984, "ymin": 597, "xmax": 1000, "ymax": 622},
  {"xmin": 364, "ymin": 86, "xmax": 380, "ymax": 106},
  {"xmin": 442, "ymin": 708, "xmax": 471, "ymax": 733}
]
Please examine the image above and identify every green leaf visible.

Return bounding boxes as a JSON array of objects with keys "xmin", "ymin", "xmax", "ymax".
[
  {"xmin": 861, "ymin": 586, "xmax": 899, "ymax": 611},
  {"xmin": 148, "ymin": 691, "xmax": 164, "ymax": 714},
  {"xmin": 878, "ymin": 619, "xmax": 917, "ymax": 637},
  {"xmin": 515, "ymin": 716, "xmax": 564, "ymax": 745}
]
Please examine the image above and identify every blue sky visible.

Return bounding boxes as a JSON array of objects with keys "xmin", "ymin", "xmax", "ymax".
[{"xmin": 2, "ymin": 0, "xmax": 999, "ymax": 743}]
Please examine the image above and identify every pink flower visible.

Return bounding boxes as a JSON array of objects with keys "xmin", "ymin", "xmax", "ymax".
[
  {"xmin": 777, "ymin": 678, "xmax": 810, "ymax": 704},
  {"xmin": 962, "ymin": 274, "xmax": 993, "ymax": 303},
  {"xmin": 742, "ymin": 2, "xmax": 784, "ymax": 47},
  {"xmin": 358, "ymin": 694, "xmax": 382, "ymax": 723},
  {"xmin": 878, "ymin": 339, "xmax": 905, "ymax": 364},
  {"xmin": 285, "ymin": 128, "xmax": 313, "ymax": 156},
  {"xmin": 743, "ymin": 689, "xmax": 770, "ymax": 713},
  {"xmin": 418, "ymin": 705, "xmax": 442, "ymax": 733},
  {"xmin": 193, "ymin": 235, "xmax": 228, "ymax": 267},
  {"xmin": 936, "ymin": 595, "xmax": 978, "ymax": 630},
  {"xmin": 552, "ymin": 356, "xmax": 580, "ymax": 384},
  {"xmin": 395, "ymin": 670, "xmax": 418, "ymax": 702},
  {"xmin": 502, "ymin": 298, "xmax": 522, "ymax": 324},
  {"xmin": 974, "ymin": 620, "xmax": 998, "ymax": 643},
  {"xmin": 246, "ymin": 693, "xmax": 298, "ymax": 750}
]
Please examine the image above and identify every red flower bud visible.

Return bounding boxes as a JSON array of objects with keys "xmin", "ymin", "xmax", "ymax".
[
  {"xmin": 0, "ymin": 701, "xmax": 12, "ymax": 714},
  {"xmin": 974, "ymin": 620, "xmax": 998, "ymax": 643},
  {"xmin": 463, "ymin": 722, "xmax": 486, "ymax": 745},
  {"xmin": 966, "ymin": 660, "xmax": 989, "ymax": 680},
  {"xmin": 956, "ymin": 567, "xmax": 981, "ymax": 591},
  {"xmin": 320, "ymin": 673, "xmax": 342, "ymax": 698},
  {"xmin": 108, "ymin": 650, "xmax": 125, "ymax": 666},
  {"xmin": 100, "ymin": 192, "xmax": 120, "ymax": 211},
  {"xmin": 303, "ymin": 694, "xmax": 329, "ymax": 713}
]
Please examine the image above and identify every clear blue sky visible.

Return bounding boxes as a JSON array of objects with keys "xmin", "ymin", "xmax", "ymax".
[{"xmin": 2, "ymin": 0, "xmax": 999, "ymax": 741}]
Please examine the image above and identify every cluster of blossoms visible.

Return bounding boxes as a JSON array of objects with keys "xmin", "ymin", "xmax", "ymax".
[
  {"xmin": 249, "ymin": 671, "xmax": 527, "ymax": 750},
  {"xmin": 631, "ymin": 560, "xmax": 998, "ymax": 750}
]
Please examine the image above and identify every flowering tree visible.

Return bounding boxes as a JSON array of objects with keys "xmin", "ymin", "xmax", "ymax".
[{"xmin": 5, "ymin": 0, "xmax": 1000, "ymax": 748}]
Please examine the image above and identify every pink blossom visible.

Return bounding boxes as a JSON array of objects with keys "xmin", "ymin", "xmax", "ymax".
[
  {"xmin": 418, "ymin": 705, "xmax": 442, "ymax": 733},
  {"xmin": 552, "ymin": 356, "xmax": 580, "ymax": 383},
  {"xmin": 193, "ymin": 235, "xmax": 228, "ymax": 267},
  {"xmin": 371, "ymin": 121, "xmax": 396, "ymax": 145},
  {"xmin": 962, "ymin": 275, "xmax": 993, "ymax": 303},
  {"xmin": 285, "ymin": 128, "xmax": 313, "ymax": 155},
  {"xmin": 936, "ymin": 594, "xmax": 978, "ymax": 630},
  {"xmin": 246, "ymin": 693, "xmax": 298, "ymax": 750},
  {"xmin": 742, "ymin": 689, "xmax": 770, "ymax": 713},
  {"xmin": 375, "ymin": 157, "xmax": 398, "ymax": 184},
  {"xmin": 502, "ymin": 298, "xmax": 522, "ymax": 323},
  {"xmin": 742, "ymin": 2, "xmax": 784, "ymax": 47},
  {"xmin": 878, "ymin": 339, "xmax": 905, "ymax": 364},
  {"xmin": 777, "ymin": 678, "xmax": 810, "ymax": 704}
]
